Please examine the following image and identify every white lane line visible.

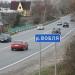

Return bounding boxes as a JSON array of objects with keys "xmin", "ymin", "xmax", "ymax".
[
  {"xmin": 0, "ymin": 28, "xmax": 74, "ymax": 71},
  {"xmin": 0, "ymin": 43, "xmax": 54, "ymax": 71}
]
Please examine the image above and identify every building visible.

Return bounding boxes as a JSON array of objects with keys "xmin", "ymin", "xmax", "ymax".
[
  {"xmin": 0, "ymin": 8, "xmax": 19, "ymax": 27},
  {"xmin": 0, "ymin": 13, "xmax": 9, "ymax": 33},
  {"xmin": 11, "ymin": 1, "xmax": 31, "ymax": 16},
  {"xmin": 0, "ymin": 21, "xmax": 4, "ymax": 33}
]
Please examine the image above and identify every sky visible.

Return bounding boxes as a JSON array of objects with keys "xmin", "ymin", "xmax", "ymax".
[
  {"xmin": 0, "ymin": 0, "xmax": 31, "ymax": 2},
  {"xmin": 0, "ymin": 0, "xmax": 60, "ymax": 5}
]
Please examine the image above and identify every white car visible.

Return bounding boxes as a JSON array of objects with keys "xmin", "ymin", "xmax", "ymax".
[
  {"xmin": 57, "ymin": 22, "xmax": 62, "ymax": 26},
  {"xmin": 37, "ymin": 25, "xmax": 44, "ymax": 30}
]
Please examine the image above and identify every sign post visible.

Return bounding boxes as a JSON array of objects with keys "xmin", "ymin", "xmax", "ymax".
[
  {"xmin": 55, "ymin": 43, "xmax": 57, "ymax": 75},
  {"xmin": 39, "ymin": 43, "xmax": 41, "ymax": 75},
  {"xmin": 35, "ymin": 34, "xmax": 60, "ymax": 75}
]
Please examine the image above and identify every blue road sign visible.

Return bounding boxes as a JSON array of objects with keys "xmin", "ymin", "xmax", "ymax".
[{"xmin": 35, "ymin": 34, "xmax": 60, "ymax": 42}]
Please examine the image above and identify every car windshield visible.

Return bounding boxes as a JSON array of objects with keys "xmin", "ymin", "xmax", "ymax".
[
  {"xmin": 64, "ymin": 22, "xmax": 68, "ymax": 24},
  {"xmin": 58, "ymin": 22, "xmax": 61, "ymax": 24},
  {"xmin": 12, "ymin": 41, "xmax": 23, "ymax": 44}
]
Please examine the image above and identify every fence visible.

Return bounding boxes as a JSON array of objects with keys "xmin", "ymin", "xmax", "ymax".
[{"xmin": 8, "ymin": 18, "xmax": 59, "ymax": 35}]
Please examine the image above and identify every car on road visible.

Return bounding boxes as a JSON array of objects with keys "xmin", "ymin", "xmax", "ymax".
[
  {"xmin": 11, "ymin": 41, "xmax": 28, "ymax": 51},
  {"xmin": 70, "ymin": 14, "xmax": 75, "ymax": 22},
  {"xmin": 63, "ymin": 22, "xmax": 69, "ymax": 28},
  {"xmin": 57, "ymin": 22, "xmax": 62, "ymax": 26},
  {"xmin": 37, "ymin": 25, "xmax": 44, "ymax": 30},
  {"xmin": 52, "ymin": 28, "xmax": 61, "ymax": 34},
  {"xmin": 0, "ymin": 33, "xmax": 11, "ymax": 43},
  {"xmin": 70, "ymin": 19, "xmax": 75, "ymax": 22}
]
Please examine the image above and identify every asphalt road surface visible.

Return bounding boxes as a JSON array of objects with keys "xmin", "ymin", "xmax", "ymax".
[{"xmin": 0, "ymin": 14, "xmax": 74, "ymax": 69}]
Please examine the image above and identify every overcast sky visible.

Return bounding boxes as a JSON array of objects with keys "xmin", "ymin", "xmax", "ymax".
[{"xmin": 0, "ymin": 0, "xmax": 31, "ymax": 2}]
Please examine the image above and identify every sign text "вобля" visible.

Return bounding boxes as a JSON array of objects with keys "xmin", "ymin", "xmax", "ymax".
[{"xmin": 35, "ymin": 34, "xmax": 60, "ymax": 42}]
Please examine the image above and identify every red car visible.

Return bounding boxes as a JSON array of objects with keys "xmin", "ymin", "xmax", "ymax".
[{"xmin": 11, "ymin": 41, "xmax": 28, "ymax": 51}]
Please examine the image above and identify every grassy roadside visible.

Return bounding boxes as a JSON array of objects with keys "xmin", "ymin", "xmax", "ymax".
[
  {"xmin": 32, "ymin": 63, "xmax": 67, "ymax": 75},
  {"xmin": 31, "ymin": 36, "xmax": 75, "ymax": 75}
]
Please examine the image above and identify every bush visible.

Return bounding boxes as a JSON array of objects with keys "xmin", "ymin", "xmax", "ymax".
[{"xmin": 64, "ymin": 36, "xmax": 75, "ymax": 75}]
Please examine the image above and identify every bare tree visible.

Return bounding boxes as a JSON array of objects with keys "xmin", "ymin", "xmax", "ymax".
[
  {"xmin": 0, "ymin": 1, "xmax": 10, "ymax": 8},
  {"xmin": 64, "ymin": 36, "xmax": 75, "ymax": 75},
  {"xmin": 57, "ymin": 0, "xmax": 72, "ymax": 14},
  {"xmin": 31, "ymin": 1, "xmax": 45, "ymax": 24},
  {"xmin": 70, "ymin": 0, "xmax": 75, "ymax": 11},
  {"xmin": 31, "ymin": 0, "xmax": 56, "ymax": 24}
]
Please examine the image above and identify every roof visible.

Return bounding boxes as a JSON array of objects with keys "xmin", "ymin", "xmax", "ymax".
[
  {"xmin": 0, "ymin": 13, "xmax": 2, "ymax": 20},
  {"xmin": 0, "ymin": 13, "xmax": 3, "ymax": 25},
  {"xmin": 0, "ymin": 19, "xmax": 8, "ymax": 25},
  {"xmin": 0, "ymin": 21, "xmax": 3, "ymax": 26},
  {"xmin": 0, "ymin": 13, "xmax": 8, "ymax": 25},
  {"xmin": 2, "ymin": 20, "xmax": 8, "ymax": 25},
  {"xmin": 0, "ymin": 10, "xmax": 18, "ymax": 13},
  {"xmin": 11, "ymin": 1, "xmax": 31, "ymax": 10}
]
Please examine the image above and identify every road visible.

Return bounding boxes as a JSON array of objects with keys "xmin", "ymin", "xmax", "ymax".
[{"xmin": 0, "ymin": 14, "xmax": 74, "ymax": 70}]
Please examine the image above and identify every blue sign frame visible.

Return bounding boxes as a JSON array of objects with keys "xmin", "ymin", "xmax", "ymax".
[{"xmin": 35, "ymin": 34, "xmax": 60, "ymax": 42}]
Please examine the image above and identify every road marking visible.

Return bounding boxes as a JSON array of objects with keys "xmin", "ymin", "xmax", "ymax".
[{"xmin": 0, "ymin": 28, "xmax": 75, "ymax": 71}]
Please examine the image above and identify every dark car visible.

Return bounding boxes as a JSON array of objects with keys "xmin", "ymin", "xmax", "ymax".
[
  {"xmin": 0, "ymin": 33, "xmax": 11, "ymax": 43},
  {"xmin": 70, "ymin": 14, "xmax": 75, "ymax": 22},
  {"xmin": 11, "ymin": 41, "xmax": 28, "ymax": 51},
  {"xmin": 52, "ymin": 28, "xmax": 61, "ymax": 34},
  {"xmin": 70, "ymin": 19, "xmax": 75, "ymax": 22},
  {"xmin": 63, "ymin": 22, "xmax": 69, "ymax": 28}
]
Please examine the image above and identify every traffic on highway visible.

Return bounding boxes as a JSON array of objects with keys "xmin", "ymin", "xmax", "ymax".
[
  {"xmin": 0, "ymin": 14, "xmax": 74, "ymax": 70},
  {"xmin": 0, "ymin": 0, "xmax": 75, "ymax": 75}
]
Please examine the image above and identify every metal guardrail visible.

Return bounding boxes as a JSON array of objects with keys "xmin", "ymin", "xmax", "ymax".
[
  {"xmin": 8, "ymin": 18, "xmax": 59, "ymax": 35},
  {"xmin": 8, "ymin": 24, "xmax": 35, "ymax": 34}
]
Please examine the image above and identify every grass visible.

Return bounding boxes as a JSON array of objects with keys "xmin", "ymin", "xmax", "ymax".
[
  {"xmin": 32, "ymin": 63, "xmax": 68, "ymax": 75},
  {"xmin": 32, "ymin": 37, "xmax": 75, "ymax": 75}
]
